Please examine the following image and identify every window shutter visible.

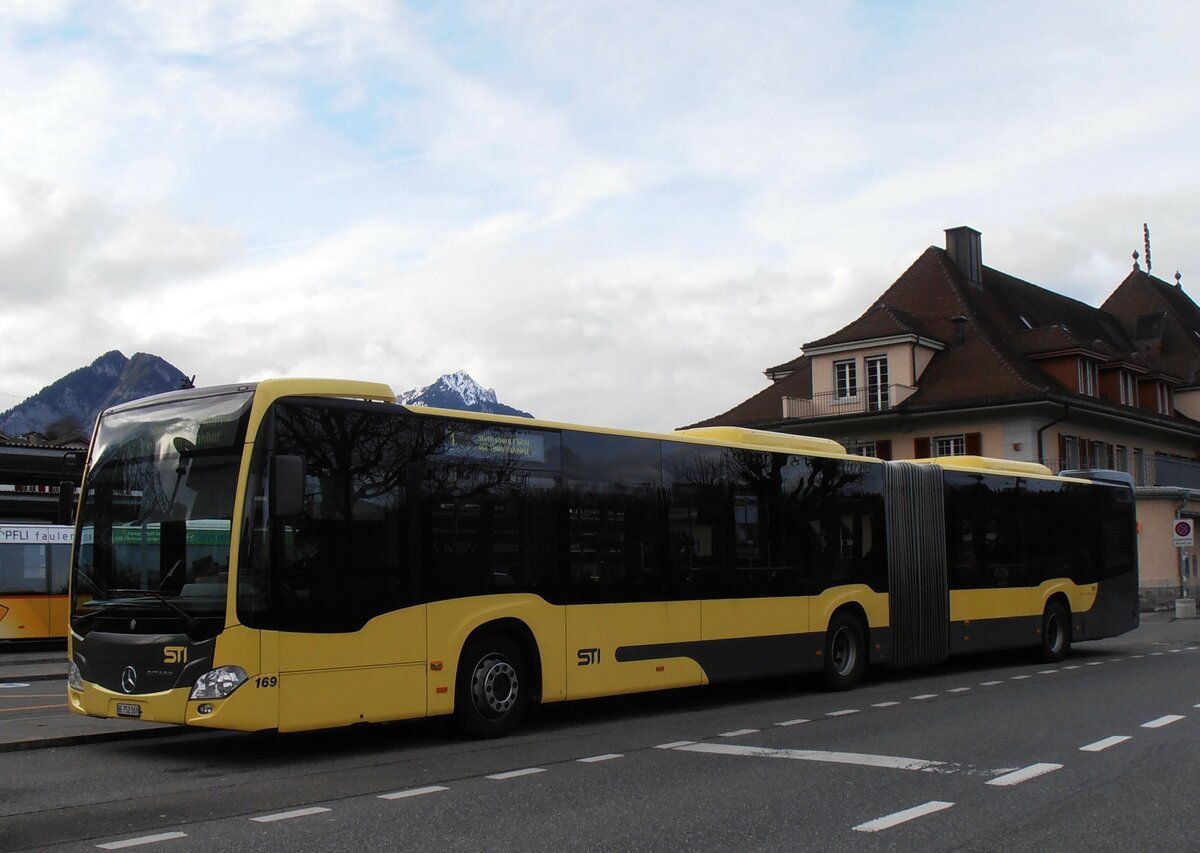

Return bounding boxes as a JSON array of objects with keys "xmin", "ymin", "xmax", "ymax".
[
  {"xmin": 876, "ymin": 440, "xmax": 892, "ymax": 461},
  {"xmin": 1058, "ymin": 434, "xmax": 1067, "ymax": 466},
  {"xmin": 965, "ymin": 432, "xmax": 982, "ymax": 456},
  {"xmin": 914, "ymin": 436, "xmax": 931, "ymax": 458}
]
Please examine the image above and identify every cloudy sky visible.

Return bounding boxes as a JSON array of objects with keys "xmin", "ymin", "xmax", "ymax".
[{"xmin": 0, "ymin": 1, "xmax": 1197, "ymax": 431}]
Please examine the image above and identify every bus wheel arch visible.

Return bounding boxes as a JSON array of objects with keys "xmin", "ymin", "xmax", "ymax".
[
  {"xmin": 453, "ymin": 619, "xmax": 541, "ymax": 738},
  {"xmin": 823, "ymin": 605, "xmax": 868, "ymax": 691},
  {"xmin": 1040, "ymin": 596, "xmax": 1072, "ymax": 663}
]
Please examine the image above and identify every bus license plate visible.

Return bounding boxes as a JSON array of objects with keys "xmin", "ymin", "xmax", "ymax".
[{"xmin": 116, "ymin": 703, "xmax": 141, "ymax": 718}]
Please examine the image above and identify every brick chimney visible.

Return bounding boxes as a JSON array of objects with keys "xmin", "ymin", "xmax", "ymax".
[{"xmin": 945, "ymin": 226, "xmax": 982, "ymax": 289}]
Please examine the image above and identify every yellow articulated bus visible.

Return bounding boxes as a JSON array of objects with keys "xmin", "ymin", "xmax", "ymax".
[
  {"xmin": 68, "ymin": 379, "xmax": 1138, "ymax": 737},
  {"xmin": 0, "ymin": 524, "xmax": 73, "ymax": 641}
]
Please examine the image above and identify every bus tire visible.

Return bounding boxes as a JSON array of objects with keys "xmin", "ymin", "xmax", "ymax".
[
  {"xmin": 454, "ymin": 635, "xmax": 529, "ymax": 738},
  {"xmin": 1040, "ymin": 602, "xmax": 1071, "ymax": 663},
  {"xmin": 823, "ymin": 611, "xmax": 866, "ymax": 691}
]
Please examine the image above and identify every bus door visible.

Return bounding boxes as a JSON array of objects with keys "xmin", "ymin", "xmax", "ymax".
[{"xmin": 273, "ymin": 519, "xmax": 427, "ymax": 733}]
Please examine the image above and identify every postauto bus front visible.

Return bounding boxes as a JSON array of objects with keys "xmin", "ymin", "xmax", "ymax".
[{"xmin": 67, "ymin": 380, "xmax": 394, "ymax": 729}]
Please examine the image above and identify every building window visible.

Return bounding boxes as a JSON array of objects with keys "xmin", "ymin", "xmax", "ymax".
[
  {"xmin": 1077, "ymin": 358, "xmax": 1098, "ymax": 396},
  {"xmin": 1119, "ymin": 372, "xmax": 1137, "ymax": 406},
  {"xmin": 865, "ymin": 356, "xmax": 889, "ymax": 412},
  {"xmin": 853, "ymin": 442, "xmax": 876, "ymax": 457},
  {"xmin": 834, "ymin": 359, "xmax": 858, "ymax": 400},
  {"xmin": 1114, "ymin": 445, "xmax": 1128, "ymax": 473},
  {"xmin": 1062, "ymin": 436, "xmax": 1078, "ymax": 469},
  {"xmin": 1157, "ymin": 382, "xmax": 1172, "ymax": 415},
  {"xmin": 934, "ymin": 435, "xmax": 966, "ymax": 457}
]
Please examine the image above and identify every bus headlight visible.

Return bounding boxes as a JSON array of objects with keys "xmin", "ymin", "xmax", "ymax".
[
  {"xmin": 189, "ymin": 666, "xmax": 248, "ymax": 700},
  {"xmin": 68, "ymin": 662, "xmax": 84, "ymax": 692}
]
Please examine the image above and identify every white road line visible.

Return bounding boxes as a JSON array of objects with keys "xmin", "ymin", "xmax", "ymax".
[
  {"xmin": 986, "ymin": 763, "xmax": 1062, "ymax": 787},
  {"xmin": 947, "ymin": 687, "xmax": 971, "ymax": 693},
  {"xmin": 250, "ymin": 807, "xmax": 331, "ymax": 823},
  {"xmin": 674, "ymin": 742, "xmax": 950, "ymax": 772},
  {"xmin": 775, "ymin": 718, "xmax": 810, "ymax": 726},
  {"xmin": 486, "ymin": 768, "xmax": 545, "ymax": 780},
  {"xmin": 1010, "ymin": 675, "xmax": 1031, "ymax": 680},
  {"xmin": 96, "ymin": 833, "xmax": 187, "ymax": 850},
  {"xmin": 1080, "ymin": 736, "xmax": 1131, "ymax": 752},
  {"xmin": 871, "ymin": 701, "xmax": 900, "ymax": 708},
  {"xmin": 1111, "ymin": 657, "xmax": 1124, "ymax": 661},
  {"xmin": 578, "ymin": 753, "xmax": 623, "ymax": 763},
  {"xmin": 1142, "ymin": 715, "xmax": 1185, "ymax": 729},
  {"xmin": 1062, "ymin": 665, "xmax": 1080, "ymax": 670},
  {"xmin": 1150, "ymin": 652, "xmax": 1165, "ymax": 656},
  {"xmin": 826, "ymin": 709, "xmax": 860, "ymax": 716},
  {"xmin": 718, "ymin": 728, "xmax": 759, "ymax": 737},
  {"xmin": 981, "ymin": 680, "xmax": 1003, "ymax": 686},
  {"xmin": 912, "ymin": 694, "xmax": 938, "ymax": 700},
  {"xmin": 378, "ymin": 785, "xmax": 449, "ymax": 800},
  {"xmin": 853, "ymin": 801, "xmax": 955, "ymax": 832},
  {"xmin": 1187, "ymin": 647, "xmax": 1198, "ymax": 651},
  {"xmin": 655, "ymin": 741, "xmax": 695, "ymax": 749},
  {"xmin": 1131, "ymin": 654, "xmax": 1145, "ymax": 659},
  {"xmin": 1168, "ymin": 649, "xmax": 1183, "ymax": 654},
  {"xmin": 1038, "ymin": 670, "xmax": 1059, "ymax": 675},
  {"xmin": 1086, "ymin": 661, "xmax": 1105, "ymax": 666}
]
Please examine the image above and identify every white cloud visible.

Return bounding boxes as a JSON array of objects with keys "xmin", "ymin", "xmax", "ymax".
[{"xmin": 0, "ymin": 2, "xmax": 1199, "ymax": 433}]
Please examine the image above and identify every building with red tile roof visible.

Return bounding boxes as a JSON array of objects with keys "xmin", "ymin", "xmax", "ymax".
[{"xmin": 692, "ymin": 227, "xmax": 1200, "ymax": 608}]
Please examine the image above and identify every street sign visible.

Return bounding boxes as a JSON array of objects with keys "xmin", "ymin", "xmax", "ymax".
[{"xmin": 1173, "ymin": 518, "xmax": 1194, "ymax": 548}]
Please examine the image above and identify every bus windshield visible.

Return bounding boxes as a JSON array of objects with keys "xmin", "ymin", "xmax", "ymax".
[{"xmin": 70, "ymin": 390, "xmax": 253, "ymax": 634}]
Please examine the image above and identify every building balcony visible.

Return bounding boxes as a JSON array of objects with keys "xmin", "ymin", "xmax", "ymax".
[{"xmin": 782, "ymin": 385, "xmax": 917, "ymax": 419}]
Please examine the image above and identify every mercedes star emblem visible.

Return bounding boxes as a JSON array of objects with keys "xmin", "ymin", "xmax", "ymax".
[{"xmin": 121, "ymin": 666, "xmax": 138, "ymax": 693}]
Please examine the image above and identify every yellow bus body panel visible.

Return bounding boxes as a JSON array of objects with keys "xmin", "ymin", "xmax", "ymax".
[
  {"xmin": 808, "ymin": 585, "xmax": 890, "ymax": 632},
  {"xmin": 271, "ymin": 607, "xmax": 427, "ymax": 733},
  {"xmin": 950, "ymin": 580, "xmax": 1099, "ymax": 621},
  {"xmin": 426, "ymin": 594, "xmax": 565, "ymax": 717},
  {"xmin": 0, "ymin": 596, "xmax": 52, "ymax": 640},
  {"xmin": 564, "ymin": 601, "xmax": 702, "ymax": 699}
]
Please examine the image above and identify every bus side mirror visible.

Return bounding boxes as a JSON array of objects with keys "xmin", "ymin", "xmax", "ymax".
[
  {"xmin": 58, "ymin": 480, "xmax": 76, "ymax": 525},
  {"xmin": 271, "ymin": 455, "xmax": 306, "ymax": 518}
]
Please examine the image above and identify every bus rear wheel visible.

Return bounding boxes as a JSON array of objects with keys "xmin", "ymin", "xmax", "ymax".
[
  {"xmin": 824, "ymin": 612, "xmax": 866, "ymax": 691},
  {"xmin": 1040, "ymin": 602, "xmax": 1071, "ymax": 663},
  {"xmin": 455, "ymin": 635, "xmax": 529, "ymax": 738}
]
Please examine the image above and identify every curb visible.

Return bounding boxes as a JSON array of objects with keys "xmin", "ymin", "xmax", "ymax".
[
  {"xmin": 0, "ymin": 725, "xmax": 189, "ymax": 753},
  {"xmin": 1, "ymin": 673, "xmax": 66, "ymax": 684}
]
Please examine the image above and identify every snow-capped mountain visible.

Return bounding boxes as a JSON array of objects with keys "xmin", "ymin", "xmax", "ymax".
[
  {"xmin": 397, "ymin": 371, "xmax": 533, "ymax": 418},
  {"xmin": 0, "ymin": 351, "xmax": 190, "ymax": 439}
]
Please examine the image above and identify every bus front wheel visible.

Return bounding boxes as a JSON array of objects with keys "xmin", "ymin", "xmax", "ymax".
[
  {"xmin": 455, "ymin": 635, "xmax": 529, "ymax": 738},
  {"xmin": 824, "ymin": 612, "xmax": 866, "ymax": 691},
  {"xmin": 1040, "ymin": 602, "xmax": 1071, "ymax": 663}
]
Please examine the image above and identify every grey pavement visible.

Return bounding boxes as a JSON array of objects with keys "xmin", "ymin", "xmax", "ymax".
[{"xmin": 2, "ymin": 610, "xmax": 1199, "ymax": 753}]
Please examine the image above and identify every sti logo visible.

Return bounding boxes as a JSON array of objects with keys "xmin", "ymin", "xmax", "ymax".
[{"xmin": 163, "ymin": 646, "xmax": 188, "ymax": 665}]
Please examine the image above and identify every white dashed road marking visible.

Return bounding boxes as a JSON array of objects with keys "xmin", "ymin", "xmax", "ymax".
[
  {"xmin": 986, "ymin": 763, "xmax": 1062, "ymax": 786},
  {"xmin": 655, "ymin": 741, "xmax": 695, "ymax": 749},
  {"xmin": 719, "ymin": 729, "xmax": 759, "ymax": 737},
  {"xmin": 1010, "ymin": 675, "xmax": 1031, "ymax": 680},
  {"xmin": 853, "ymin": 801, "xmax": 955, "ymax": 832},
  {"xmin": 775, "ymin": 718, "xmax": 810, "ymax": 726},
  {"xmin": 872, "ymin": 701, "xmax": 900, "ymax": 708},
  {"xmin": 378, "ymin": 785, "xmax": 449, "ymax": 800},
  {"xmin": 947, "ymin": 687, "xmax": 971, "ymax": 693},
  {"xmin": 578, "ymin": 753, "xmax": 623, "ymax": 763},
  {"xmin": 486, "ymin": 768, "xmax": 545, "ymax": 780},
  {"xmin": 826, "ymin": 709, "xmax": 860, "ymax": 717},
  {"xmin": 250, "ymin": 807, "xmax": 331, "ymax": 823},
  {"xmin": 981, "ymin": 680, "xmax": 1003, "ymax": 686},
  {"xmin": 1141, "ymin": 715, "xmax": 1185, "ymax": 729},
  {"xmin": 96, "ymin": 833, "xmax": 187, "ymax": 850},
  {"xmin": 1080, "ymin": 736, "xmax": 1131, "ymax": 752},
  {"xmin": 674, "ymin": 742, "xmax": 951, "ymax": 773},
  {"xmin": 912, "ymin": 694, "xmax": 938, "ymax": 700}
]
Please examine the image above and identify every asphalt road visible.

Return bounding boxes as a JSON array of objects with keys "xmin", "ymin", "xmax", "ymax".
[{"xmin": 3, "ymin": 627, "xmax": 1200, "ymax": 852}]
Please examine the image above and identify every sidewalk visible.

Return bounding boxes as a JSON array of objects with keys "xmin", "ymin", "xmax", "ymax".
[{"xmin": 0, "ymin": 645, "xmax": 181, "ymax": 752}]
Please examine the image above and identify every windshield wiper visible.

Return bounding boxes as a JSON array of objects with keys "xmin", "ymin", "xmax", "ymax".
[{"xmin": 71, "ymin": 589, "xmax": 204, "ymax": 639}]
